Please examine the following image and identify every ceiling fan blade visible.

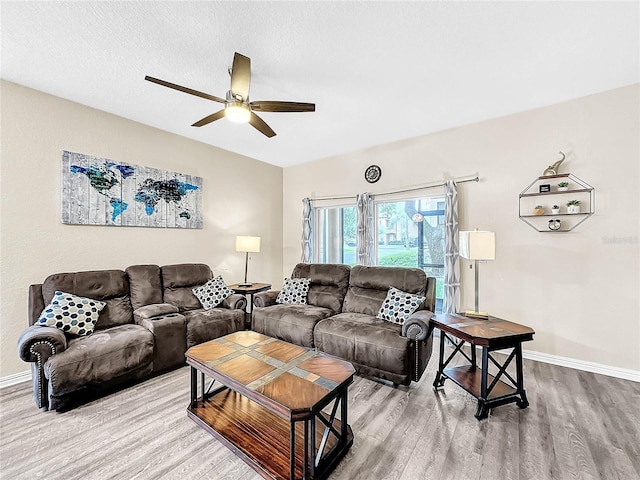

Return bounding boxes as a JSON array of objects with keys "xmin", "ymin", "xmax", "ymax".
[
  {"xmin": 191, "ymin": 110, "xmax": 226, "ymax": 127},
  {"xmin": 145, "ymin": 76, "xmax": 226, "ymax": 103},
  {"xmin": 248, "ymin": 112, "xmax": 276, "ymax": 138},
  {"xmin": 230, "ymin": 53, "xmax": 251, "ymax": 101},
  {"xmin": 250, "ymin": 101, "xmax": 315, "ymax": 113}
]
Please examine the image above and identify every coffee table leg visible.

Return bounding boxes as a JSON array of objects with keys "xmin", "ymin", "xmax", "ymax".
[
  {"xmin": 304, "ymin": 419, "xmax": 309, "ymax": 479},
  {"xmin": 310, "ymin": 416, "xmax": 316, "ymax": 478},
  {"xmin": 475, "ymin": 401, "xmax": 489, "ymax": 420},
  {"xmin": 190, "ymin": 367, "xmax": 197, "ymax": 407},
  {"xmin": 290, "ymin": 421, "xmax": 296, "ymax": 480}
]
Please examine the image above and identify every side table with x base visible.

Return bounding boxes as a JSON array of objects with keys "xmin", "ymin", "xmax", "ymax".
[{"xmin": 429, "ymin": 313, "xmax": 535, "ymax": 420}]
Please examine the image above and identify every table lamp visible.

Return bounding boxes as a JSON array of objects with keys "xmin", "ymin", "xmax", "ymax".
[
  {"xmin": 235, "ymin": 236, "xmax": 261, "ymax": 287},
  {"xmin": 459, "ymin": 230, "xmax": 495, "ymax": 319}
]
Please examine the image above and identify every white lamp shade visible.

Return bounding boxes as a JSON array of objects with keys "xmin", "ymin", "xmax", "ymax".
[
  {"xmin": 459, "ymin": 231, "xmax": 495, "ymax": 260},
  {"xmin": 235, "ymin": 236, "xmax": 261, "ymax": 253}
]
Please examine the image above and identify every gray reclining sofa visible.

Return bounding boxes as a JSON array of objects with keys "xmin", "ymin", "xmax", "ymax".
[
  {"xmin": 17, "ymin": 263, "xmax": 245, "ymax": 411},
  {"xmin": 253, "ymin": 263, "xmax": 436, "ymax": 386}
]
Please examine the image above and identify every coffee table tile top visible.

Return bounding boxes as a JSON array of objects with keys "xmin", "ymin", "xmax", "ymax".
[
  {"xmin": 256, "ymin": 371, "xmax": 334, "ymax": 410},
  {"xmin": 215, "ymin": 355, "xmax": 276, "ymax": 385},
  {"xmin": 255, "ymin": 340, "xmax": 308, "ymax": 363},
  {"xmin": 185, "ymin": 341, "xmax": 235, "ymax": 363},
  {"xmin": 194, "ymin": 331, "xmax": 354, "ymax": 410}
]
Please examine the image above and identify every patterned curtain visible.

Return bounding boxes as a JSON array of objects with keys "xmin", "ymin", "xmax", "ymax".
[
  {"xmin": 356, "ymin": 193, "xmax": 375, "ymax": 266},
  {"xmin": 301, "ymin": 198, "xmax": 313, "ymax": 263},
  {"xmin": 442, "ymin": 180, "xmax": 460, "ymax": 314}
]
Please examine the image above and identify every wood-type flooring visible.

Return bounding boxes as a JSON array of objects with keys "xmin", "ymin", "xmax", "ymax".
[{"xmin": 1, "ymin": 346, "xmax": 638, "ymax": 480}]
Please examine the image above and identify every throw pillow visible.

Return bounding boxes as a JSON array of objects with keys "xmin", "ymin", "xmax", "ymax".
[
  {"xmin": 37, "ymin": 291, "xmax": 106, "ymax": 336},
  {"xmin": 276, "ymin": 277, "xmax": 311, "ymax": 305},
  {"xmin": 192, "ymin": 276, "xmax": 233, "ymax": 310},
  {"xmin": 377, "ymin": 287, "xmax": 426, "ymax": 325}
]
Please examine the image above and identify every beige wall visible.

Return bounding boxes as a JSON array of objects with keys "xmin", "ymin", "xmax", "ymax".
[
  {"xmin": 283, "ymin": 84, "xmax": 640, "ymax": 373},
  {"xmin": 0, "ymin": 81, "xmax": 283, "ymax": 377}
]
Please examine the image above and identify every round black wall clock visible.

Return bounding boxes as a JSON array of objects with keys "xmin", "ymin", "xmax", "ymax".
[{"xmin": 365, "ymin": 165, "xmax": 382, "ymax": 183}]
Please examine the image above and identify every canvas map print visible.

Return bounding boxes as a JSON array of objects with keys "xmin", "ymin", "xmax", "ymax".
[{"xmin": 62, "ymin": 150, "xmax": 203, "ymax": 228}]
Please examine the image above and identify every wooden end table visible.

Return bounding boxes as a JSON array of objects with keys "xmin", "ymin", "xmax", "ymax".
[
  {"xmin": 229, "ymin": 282, "xmax": 271, "ymax": 329},
  {"xmin": 186, "ymin": 331, "xmax": 355, "ymax": 480},
  {"xmin": 430, "ymin": 313, "xmax": 534, "ymax": 420}
]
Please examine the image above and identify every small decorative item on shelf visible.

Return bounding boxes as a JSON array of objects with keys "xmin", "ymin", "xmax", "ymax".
[
  {"xmin": 533, "ymin": 205, "xmax": 545, "ymax": 215},
  {"xmin": 557, "ymin": 181, "xmax": 569, "ymax": 191},
  {"xmin": 539, "ymin": 184, "xmax": 551, "ymax": 193},
  {"xmin": 542, "ymin": 151, "xmax": 566, "ymax": 176},
  {"xmin": 551, "ymin": 205, "xmax": 560, "ymax": 214},
  {"xmin": 548, "ymin": 219, "xmax": 561, "ymax": 231},
  {"xmin": 567, "ymin": 199, "xmax": 581, "ymax": 214}
]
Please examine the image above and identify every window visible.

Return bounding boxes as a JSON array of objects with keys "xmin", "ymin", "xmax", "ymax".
[
  {"xmin": 376, "ymin": 197, "xmax": 445, "ymax": 312},
  {"xmin": 314, "ymin": 205, "xmax": 356, "ymax": 266}
]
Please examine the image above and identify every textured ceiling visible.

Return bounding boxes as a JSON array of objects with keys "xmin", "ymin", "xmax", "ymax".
[{"xmin": 2, "ymin": 1, "xmax": 638, "ymax": 167}]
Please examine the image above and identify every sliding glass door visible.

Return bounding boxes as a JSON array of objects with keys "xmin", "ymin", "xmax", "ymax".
[{"xmin": 376, "ymin": 197, "xmax": 445, "ymax": 312}]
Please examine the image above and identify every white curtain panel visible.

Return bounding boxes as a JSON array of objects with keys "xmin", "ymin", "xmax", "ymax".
[
  {"xmin": 442, "ymin": 180, "xmax": 460, "ymax": 314},
  {"xmin": 301, "ymin": 198, "xmax": 313, "ymax": 263},
  {"xmin": 356, "ymin": 193, "xmax": 375, "ymax": 266}
]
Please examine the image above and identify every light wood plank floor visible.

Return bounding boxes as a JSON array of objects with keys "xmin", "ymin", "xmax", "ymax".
[{"xmin": 1, "ymin": 348, "xmax": 639, "ymax": 480}]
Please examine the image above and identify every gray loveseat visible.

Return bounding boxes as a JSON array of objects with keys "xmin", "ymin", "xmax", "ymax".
[
  {"xmin": 253, "ymin": 263, "xmax": 436, "ymax": 386},
  {"xmin": 17, "ymin": 263, "xmax": 246, "ymax": 411}
]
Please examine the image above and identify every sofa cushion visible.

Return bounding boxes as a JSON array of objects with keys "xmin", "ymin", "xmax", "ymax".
[
  {"xmin": 43, "ymin": 324, "xmax": 154, "ymax": 395},
  {"xmin": 192, "ymin": 276, "xmax": 233, "ymax": 310},
  {"xmin": 183, "ymin": 308, "xmax": 245, "ymax": 348},
  {"xmin": 291, "ymin": 263, "xmax": 350, "ymax": 313},
  {"xmin": 126, "ymin": 265, "xmax": 163, "ymax": 310},
  {"xmin": 37, "ymin": 291, "xmax": 106, "ymax": 336},
  {"xmin": 377, "ymin": 287, "xmax": 426, "ymax": 325},
  {"xmin": 252, "ymin": 304, "xmax": 334, "ymax": 348},
  {"xmin": 162, "ymin": 264, "xmax": 213, "ymax": 311},
  {"xmin": 41, "ymin": 270, "xmax": 133, "ymax": 330},
  {"xmin": 343, "ymin": 265, "xmax": 427, "ymax": 315},
  {"xmin": 276, "ymin": 277, "xmax": 311, "ymax": 305},
  {"xmin": 314, "ymin": 312, "xmax": 411, "ymax": 376}
]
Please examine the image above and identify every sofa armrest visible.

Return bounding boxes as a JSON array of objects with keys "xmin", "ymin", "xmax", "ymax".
[
  {"xmin": 134, "ymin": 303, "xmax": 179, "ymax": 321},
  {"xmin": 402, "ymin": 310, "xmax": 434, "ymax": 341},
  {"xmin": 253, "ymin": 290, "xmax": 280, "ymax": 308},
  {"xmin": 221, "ymin": 294, "xmax": 247, "ymax": 310},
  {"xmin": 18, "ymin": 325, "xmax": 67, "ymax": 363},
  {"xmin": 18, "ymin": 325, "xmax": 68, "ymax": 410},
  {"xmin": 135, "ymin": 312, "xmax": 187, "ymax": 372}
]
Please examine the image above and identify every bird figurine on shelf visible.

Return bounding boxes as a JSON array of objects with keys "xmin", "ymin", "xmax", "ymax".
[{"xmin": 543, "ymin": 151, "xmax": 566, "ymax": 176}]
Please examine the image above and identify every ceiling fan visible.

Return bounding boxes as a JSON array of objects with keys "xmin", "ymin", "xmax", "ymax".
[{"xmin": 145, "ymin": 52, "xmax": 315, "ymax": 138}]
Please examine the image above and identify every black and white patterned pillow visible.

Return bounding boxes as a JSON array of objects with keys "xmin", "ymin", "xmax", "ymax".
[
  {"xmin": 377, "ymin": 287, "xmax": 426, "ymax": 325},
  {"xmin": 276, "ymin": 277, "xmax": 311, "ymax": 305},
  {"xmin": 192, "ymin": 275, "xmax": 233, "ymax": 310},
  {"xmin": 37, "ymin": 291, "xmax": 106, "ymax": 336}
]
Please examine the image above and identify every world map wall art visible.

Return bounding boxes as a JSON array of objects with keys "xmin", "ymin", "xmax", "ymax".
[{"xmin": 61, "ymin": 150, "xmax": 203, "ymax": 228}]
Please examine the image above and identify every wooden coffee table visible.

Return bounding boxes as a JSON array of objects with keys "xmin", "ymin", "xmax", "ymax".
[
  {"xmin": 185, "ymin": 331, "xmax": 355, "ymax": 480},
  {"xmin": 430, "ymin": 313, "xmax": 535, "ymax": 420}
]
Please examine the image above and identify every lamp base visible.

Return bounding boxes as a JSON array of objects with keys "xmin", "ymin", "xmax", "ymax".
[
  {"xmin": 238, "ymin": 282, "xmax": 253, "ymax": 287},
  {"xmin": 464, "ymin": 310, "xmax": 489, "ymax": 319}
]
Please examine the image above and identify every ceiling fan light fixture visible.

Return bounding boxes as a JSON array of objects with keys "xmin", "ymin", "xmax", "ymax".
[{"xmin": 225, "ymin": 102, "xmax": 251, "ymax": 123}]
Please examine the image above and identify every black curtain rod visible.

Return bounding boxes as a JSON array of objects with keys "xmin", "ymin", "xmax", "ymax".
[{"xmin": 309, "ymin": 176, "xmax": 479, "ymax": 202}]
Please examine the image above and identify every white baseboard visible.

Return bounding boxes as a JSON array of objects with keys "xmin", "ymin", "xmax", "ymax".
[
  {"xmin": 521, "ymin": 349, "xmax": 640, "ymax": 383},
  {"xmin": 0, "ymin": 370, "xmax": 32, "ymax": 389},
  {"xmin": 433, "ymin": 330, "xmax": 639, "ymax": 382},
  {"xmin": 1, "ymin": 347, "xmax": 637, "ymax": 389}
]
